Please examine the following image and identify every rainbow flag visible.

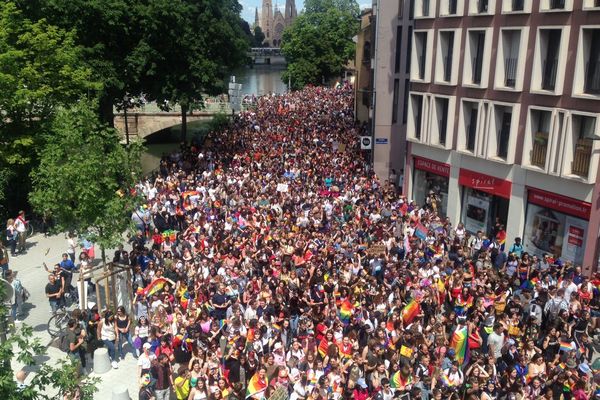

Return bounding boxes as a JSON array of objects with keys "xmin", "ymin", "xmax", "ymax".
[
  {"xmin": 318, "ymin": 338, "xmax": 329, "ymax": 359},
  {"xmin": 450, "ymin": 326, "xmax": 469, "ymax": 365},
  {"xmin": 414, "ymin": 223, "xmax": 428, "ymax": 240},
  {"xmin": 560, "ymin": 341, "xmax": 575, "ymax": 352},
  {"xmin": 245, "ymin": 373, "xmax": 268, "ymax": 399},
  {"xmin": 401, "ymin": 299, "xmax": 420, "ymax": 325},
  {"xmin": 338, "ymin": 299, "xmax": 354, "ymax": 324},
  {"xmin": 142, "ymin": 278, "xmax": 173, "ymax": 297},
  {"xmin": 390, "ymin": 371, "xmax": 412, "ymax": 390}
]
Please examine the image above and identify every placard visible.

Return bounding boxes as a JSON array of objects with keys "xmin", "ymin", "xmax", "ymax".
[{"xmin": 276, "ymin": 183, "xmax": 289, "ymax": 193}]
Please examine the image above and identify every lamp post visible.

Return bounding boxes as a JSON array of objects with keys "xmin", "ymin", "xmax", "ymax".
[{"xmin": 123, "ymin": 95, "xmax": 130, "ymax": 146}]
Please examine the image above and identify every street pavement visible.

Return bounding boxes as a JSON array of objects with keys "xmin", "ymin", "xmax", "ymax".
[{"xmin": 9, "ymin": 233, "xmax": 141, "ymax": 399}]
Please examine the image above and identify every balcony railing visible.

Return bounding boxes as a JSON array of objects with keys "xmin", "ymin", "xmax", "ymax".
[
  {"xmin": 549, "ymin": 0, "xmax": 565, "ymax": 8},
  {"xmin": 472, "ymin": 56, "xmax": 483, "ymax": 84},
  {"xmin": 444, "ymin": 55, "xmax": 453, "ymax": 81},
  {"xmin": 531, "ymin": 132, "xmax": 548, "ymax": 167},
  {"xmin": 512, "ymin": 0, "xmax": 524, "ymax": 11},
  {"xmin": 572, "ymin": 138, "xmax": 592, "ymax": 177},
  {"xmin": 422, "ymin": 0, "xmax": 430, "ymax": 16},
  {"xmin": 542, "ymin": 59, "xmax": 558, "ymax": 90},
  {"xmin": 505, "ymin": 57, "xmax": 518, "ymax": 87},
  {"xmin": 478, "ymin": 0, "xmax": 489, "ymax": 12},
  {"xmin": 585, "ymin": 61, "xmax": 600, "ymax": 94}
]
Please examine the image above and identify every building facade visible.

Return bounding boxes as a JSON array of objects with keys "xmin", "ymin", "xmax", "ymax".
[
  {"xmin": 256, "ymin": 0, "xmax": 297, "ymax": 47},
  {"xmin": 404, "ymin": 0, "xmax": 600, "ymax": 272}
]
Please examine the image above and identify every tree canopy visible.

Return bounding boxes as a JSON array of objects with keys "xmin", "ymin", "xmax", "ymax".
[
  {"xmin": 281, "ymin": 1, "xmax": 359, "ymax": 89},
  {"xmin": 30, "ymin": 100, "xmax": 142, "ymax": 254}
]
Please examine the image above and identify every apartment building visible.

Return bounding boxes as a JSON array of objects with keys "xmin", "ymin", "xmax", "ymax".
[
  {"xmin": 404, "ymin": 0, "xmax": 600, "ymax": 272},
  {"xmin": 355, "ymin": 0, "xmax": 413, "ymax": 183}
]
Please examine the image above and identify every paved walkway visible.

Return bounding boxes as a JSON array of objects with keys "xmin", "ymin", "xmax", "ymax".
[{"xmin": 9, "ymin": 233, "xmax": 141, "ymax": 399}]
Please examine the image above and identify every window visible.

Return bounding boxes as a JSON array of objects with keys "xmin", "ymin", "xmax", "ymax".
[
  {"xmin": 411, "ymin": 30, "xmax": 433, "ymax": 82},
  {"xmin": 539, "ymin": 0, "xmax": 572, "ymax": 11},
  {"xmin": 402, "ymin": 79, "xmax": 410, "ymax": 124},
  {"xmin": 463, "ymin": 29, "xmax": 492, "ymax": 87},
  {"xmin": 459, "ymin": 101, "xmax": 479, "ymax": 152},
  {"xmin": 392, "ymin": 80, "xmax": 400, "ymax": 124},
  {"xmin": 570, "ymin": 115, "xmax": 595, "ymax": 177},
  {"xmin": 472, "ymin": 33, "xmax": 485, "ymax": 84},
  {"xmin": 410, "ymin": 94, "xmax": 424, "ymax": 140},
  {"xmin": 529, "ymin": 109, "xmax": 552, "ymax": 168},
  {"xmin": 495, "ymin": 28, "xmax": 529, "ymax": 91},
  {"xmin": 502, "ymin": 0, "xmax": 532, "ymax": 12},
  {"xmin": 531, "ymin": 28, "xmax": 565, "ymax": 93},
  {"xmin": 573, "ymin": 27, "xmax": 600, "ymax": 97},
  {"xmin": 468, "ymin": 0, "xmax": 495, "ymax": 14},
  {"xmin": 406, "ymin": 27, "xmax": 413, "ymax": 74},
  {"xmin": 497, "ymin": 109, "xmax": 512, "ymax": 159},
  {"xmin": 434, "ymin": 97, "xmax": 450, "ymax": 146},
  {"xmin": 440, "ymin": 0, "xmax": 464, "ymax": 15},
  {"xmin": 399, "ymin": 0, "xmax": 404, "ymax": 17},
  {"xmin": 435, "ymin": 30, "xmax": 461, "ymax": 85},
  {"xmin": 583, "ymin": 0, "xmax": 600, "ymax": 9},
  {"xmin": 415, "ymin": 0, "xmax": 437, "ymax": 18},
  {"xmin": 395, "ymin": 27, "xmax": 403, "ymax": 74}
]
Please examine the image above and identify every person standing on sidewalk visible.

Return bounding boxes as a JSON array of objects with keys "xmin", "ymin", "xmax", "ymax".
[
  {"xmin": 14, "ymin": 211, "xmax": 26, "ymax": 254},
  {"xmin": 151, "ymin": 353, "xmax": 173, "ymax": 400},
  {"xmin": 45, "ymin": 273, "xmax": 64, "ymax": 313},
  {"xmin": 97, "ymin": 310, "xmax": 120, "ymax": 369},
  {"xmin": 6, "ymin": 219, "xmax": 17, "ymax": 256},
  {"xmin": 6, "ymin": 270, "xmax": 25, "ymax": 323}
]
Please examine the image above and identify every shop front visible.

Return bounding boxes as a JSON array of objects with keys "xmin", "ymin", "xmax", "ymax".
[
  {"xmin": 459, "ymin": 168, "xmax": 512, "ymax": 235},
  {"xmin": 412, "ymin": 156, "xmax": 450, "ymax": 217},
  {"xmin": 523, "ymin": 188, "xmax": 591, "ymax": 265}
]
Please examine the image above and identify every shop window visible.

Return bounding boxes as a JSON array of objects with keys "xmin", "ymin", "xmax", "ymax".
[{"xmin": 529, "ymin": 109, "xmax": 552, "ymax": 169}]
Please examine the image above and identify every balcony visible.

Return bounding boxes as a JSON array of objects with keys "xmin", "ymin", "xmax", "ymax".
[
  {"xmin": 585, "ymin": 61, "xmax": 600, "ymax": 94},
  {"xmin": 550, "ymin": 0, "xmax": 565, "ymax": 8},
  {"xmin": 505, "ymin": 58, "xmax": 518, "ymax": 87},
  {"xmin": 531, "ymin": 132, "xmax": 548, "ymax": 167},
  {"xmin": 444, "ymin": 55, "xmax": 453, "ymax": 81},
  {"xmin": 542, "ymin": 59, "xmax": 558, "ymax": 90},
  {"xmin": 472, "ymin": 57, "xmax": 483, "ymax": 84},
  {"xmin": 478, "ymin": 0, "xmax": 489, "ymax": 12},
  {"xmin": 512, "ymin": 0, "xmax": 524, "ymax": 10},
  {"xmin": 572, "ymin": 138, "xmax": 592, "ymax": 176}
]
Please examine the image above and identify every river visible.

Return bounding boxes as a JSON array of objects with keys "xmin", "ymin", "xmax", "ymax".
[{"xmin": 141, "ymin": 66, "xmax": 286, "ymax": 175}]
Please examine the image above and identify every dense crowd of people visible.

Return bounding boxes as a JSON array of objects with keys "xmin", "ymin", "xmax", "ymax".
[{"xmin": 72, "ymin": 85, "xmax": 600, "ymax": 400}]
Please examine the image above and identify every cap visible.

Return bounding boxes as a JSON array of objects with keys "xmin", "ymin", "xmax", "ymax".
[
  {"xmin": 447, "ymin": 348, "xmax": 455, "ymax": 357},
  {"xmin": 580, "ymin": 363, "xmax": 592, "ymax": 375},
  {"xmin": 356, "ymin": 378, "xmax": 368, "ymax": 388},
  {"xmin": 143, "ymin": 342, "xmax": 152, "ymax": 349}
]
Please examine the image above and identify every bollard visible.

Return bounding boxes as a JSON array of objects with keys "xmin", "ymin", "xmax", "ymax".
[
  {"xmin": 93, "ymin": 348, "xmax": 111, "ymax": 374},
  {"xmin": 111, "ymin": 385, "xmax": 130, "ymax": 400}
]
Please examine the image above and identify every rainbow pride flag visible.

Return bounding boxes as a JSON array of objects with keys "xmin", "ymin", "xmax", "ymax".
[
  {"xmin": 560, "ymin": 341, "xmax": 575, "ymax": 352},
  {"xmin": 450, "ymin": 326, "xmax": 469, "ymax": 365},
  {"xmin": 318, "ymin": 338, "xmax": 329, "ymax": 359},
  {"xmin": 401, "ymin": 299, "xmax": 420, "ymax": 325},
  {"xmin": 142, "ymin": 278, "xmax": 174, "ymax": 297},
  {"xmin": 390, "ymin": 371, "xmax": 412, "ymax": 390},
  {"xmin": 338, "ymin": 299, "xmax": 354, "ymax": 324},
  {"xmin": 246, "ymin": 373, "xmax": 268, "ymax": 399}
]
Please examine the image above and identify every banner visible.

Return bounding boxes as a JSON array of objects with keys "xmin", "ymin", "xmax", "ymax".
[
  {"xmin": 562, "ymin": 216, "xmax": 587, "ymax": 265},
  {"xmin": 464, "ymin": 195, "xmax": 489, "ymax": 233}
]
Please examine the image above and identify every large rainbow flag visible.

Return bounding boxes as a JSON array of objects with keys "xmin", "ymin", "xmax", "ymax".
[
  {"xmin": 449, "ymin": 326, "xmax": 469, "ymax": 365},
  {"xmin": 245, "ymin": 373, "xmax": 268, "ymax": 399},
  {"xmin": 142, "ymin": 278, "xmax": 174, "ymax": 297},
  {"xmin": 338, "ymin": 299, "xmax": 354, "ymax": 324},
  {"xmin": 390, "ymin": 371, "xmax": 412, "ymax": 390},
  {"xmin": 318, "ymin": 338, "xmax": 330, "ymax": 359},
  {"xmin": 401, "ymin": 299, "xmax": 420, "ymax": 325}
]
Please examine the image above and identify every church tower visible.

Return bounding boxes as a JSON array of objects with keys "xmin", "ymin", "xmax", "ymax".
[
  {"xmin": 285, "ymin": 0, "xmax": 297, "ymax": 26},
  {"xmin": 261, "ymin": 0, "xmax": 273, "ymax": 44},
  {"xmin": 254, "ymin": 8, "xmax": 259, "ymax": 30}
]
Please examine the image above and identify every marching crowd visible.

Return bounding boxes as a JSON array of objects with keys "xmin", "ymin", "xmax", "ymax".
[{"xmin": 68, "ymin": 85, "xmax": 600, "ymax": 400}]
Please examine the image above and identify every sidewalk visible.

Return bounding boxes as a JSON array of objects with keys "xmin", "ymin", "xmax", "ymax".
[{"xmin": 9, "ymin": 233, "xmax": 141, "ymax": 399}]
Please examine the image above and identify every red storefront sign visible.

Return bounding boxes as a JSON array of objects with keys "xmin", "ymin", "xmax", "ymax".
[
  {"xmin": 413, "ymin": 156, "xmax": 451, "ymax": 178},
  {"xmin": 527, "ymin": 187, "xmax": 591, "ymax": 220},
  {"xmin": 458, "ymin": 168, "xmax": 512, "ymax": 199}
]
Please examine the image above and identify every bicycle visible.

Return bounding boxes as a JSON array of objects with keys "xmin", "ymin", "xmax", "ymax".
[{"xmin": 47, "ymin": 307, "xmax": 72, "ymax": 337}]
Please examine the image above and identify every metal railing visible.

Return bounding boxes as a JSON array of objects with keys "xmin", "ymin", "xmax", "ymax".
[
  {"xmin": 505, "ymin": 58, "xmax": 518, "ymax": 87},
  {"xmin": 531, "ymin": 132, "xmax": 548, "ymax": 167},
  {"xmin": 572, "ymin": 138, "xmax": 592, "ymax": 176},
  {"xmin": 444, "ymin": 55, "xmax": 453, "ymax": 81},
  {"xmin": 472, "ymin": 56, "xmax": 483, "ymax": 84},
  {"xmin": 542, "ymin": 59, "xmax": 558, "ymax": 90},
  {"xmin": 585, "ymin": 61, "xmax": 600, "ymax": 94}
]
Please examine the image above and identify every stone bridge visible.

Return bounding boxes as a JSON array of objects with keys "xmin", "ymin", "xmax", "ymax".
[
  {"xmin": 248, "ymin": 47, "xmax": 286, "ymax": 65},
  {"xmin": 113, "ymin": 101, "xmax": 238, "ymax": 140}
]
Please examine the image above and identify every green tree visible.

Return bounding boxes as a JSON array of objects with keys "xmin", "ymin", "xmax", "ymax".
[
  {"xmin": 30, "ymin": 101, "xmax": 142, "ymax": 263},
  {"xmin": 281, "ymin": 2, "xmax": 359, "ymax": 89},
  {"xmin": 0, "ymin": 1, "xmax": 98, "ymax": 216},
  {"xmin": 253, "ymin": 26, "xmax": 266, "ymax": 47},
  {"xmin": 135, "ymin": 0, "xmax": 249, "ymax": 142}
]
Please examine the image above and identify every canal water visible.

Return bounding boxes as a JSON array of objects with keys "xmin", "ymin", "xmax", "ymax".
[{"xmin": 141, "ymin": 66, "xmax": 286, "ymax": 174}]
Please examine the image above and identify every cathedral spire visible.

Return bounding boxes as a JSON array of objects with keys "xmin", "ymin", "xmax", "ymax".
[{"xmin": 254, "ymin": 7, "xmax": 259, "ymax": 28}]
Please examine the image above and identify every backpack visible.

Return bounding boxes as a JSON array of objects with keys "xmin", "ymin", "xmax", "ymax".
[{"xmin": 58, "ymin": 332, "xmax": 71, "ymax": 353}]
